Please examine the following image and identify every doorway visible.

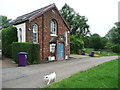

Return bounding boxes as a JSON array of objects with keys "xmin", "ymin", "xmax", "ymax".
[{"xmin": 57, "ymin": 43, "xmax": 64, "ymax": 60}]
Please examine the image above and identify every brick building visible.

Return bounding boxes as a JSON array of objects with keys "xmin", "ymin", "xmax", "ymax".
[{"xmin": 12, "ymin": 3, "xmax": 70, "ymax": 61}]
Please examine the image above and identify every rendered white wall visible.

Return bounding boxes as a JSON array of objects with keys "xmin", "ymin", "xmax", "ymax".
[{"xmin": 14, "ymin": 23, "xmax": 26, "ymax": 42}]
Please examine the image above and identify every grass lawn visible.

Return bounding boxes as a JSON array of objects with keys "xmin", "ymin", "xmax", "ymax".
[
  {"xmin": 45, "ymin": 59, "xmax": 118, "ymax": 88},
  {"xmin": 84, "ymin": 48, "xmax": 119, "ymax": 56}
]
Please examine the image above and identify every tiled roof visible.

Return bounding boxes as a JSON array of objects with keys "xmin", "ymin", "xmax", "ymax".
[
  {"xmin": 11, "ymin": 3, "xmax": 70, "ymax": 30},
  {"xmin": 11, "ymin": 3, "xmax": 55, "ymax": 25}
]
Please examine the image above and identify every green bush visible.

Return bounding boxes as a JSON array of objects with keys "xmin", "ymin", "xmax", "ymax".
[
  {"xmin": 2, "ymin": 26, "xmax": 18, "ymax": 58},
  {"xmin": 105, "ymin": 42, "xmax": 114, "ymax": 49},
  {"xmin": 84, "ymin": 34, "xmax": 108, "ymax": 50},
  {"xmin": 70, "ymin": 35, "xmax": 84, "ymax": 54},
  {"xmin": 91, "ymin": 35, "xmax": 102, "ymax": 50},
  {"xmin": 12, "ymin": 42, "xmax": 40, "ymax": 64},
  {"xmin": 112, "ymin": 44, "xmax": 120, "ymax": 53},
  {"xmin": 32, "ymin": 44, "xmax": 40, "ymax": 64}
]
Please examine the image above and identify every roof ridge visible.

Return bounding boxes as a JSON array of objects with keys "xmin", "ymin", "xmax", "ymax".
[
  {"xmin": 15, "ymin": 3, "xmax": 55, "ymax": 19},
  {"xmin": 29, "ymin": 3, "xmax": 55, "ymax": 21}
]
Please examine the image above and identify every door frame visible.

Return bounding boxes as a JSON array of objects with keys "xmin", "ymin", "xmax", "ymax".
[{"xmin": 57, "ymin": 42, "xmax": 65, "ymax": 60}]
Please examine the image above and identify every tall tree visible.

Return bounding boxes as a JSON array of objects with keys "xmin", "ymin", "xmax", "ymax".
[
  {"xmin": 0, "ymin": 15, "xmax": 11, "ymax": 26},
  {"xmin": 105, "ymin": 22, "xmax": 120, "ymax": 44},
  {"xmin": 60, "ymin": 3, "xmax": 90, "ymax": 36},
  {"xmin": 90, "ymin": 34, "xmax": 102, "ymax": 50},
  {"xmin": 84, "ymin": 33, "xmax": 108, "ymax": 49}
]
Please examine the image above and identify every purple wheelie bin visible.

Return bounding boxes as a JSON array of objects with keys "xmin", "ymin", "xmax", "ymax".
[
  {"xmin": 91, "ymin": 51, "xmax": 94, "ymax": 57},
  {"xmin": 18, "ymin": 52, "xmax": 28, "ymax": 66}
]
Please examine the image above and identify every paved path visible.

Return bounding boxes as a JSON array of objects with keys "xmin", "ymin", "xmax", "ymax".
[
  {"xmin": 2, "ymin": 58, "xmax": 17, "ymax": 68},
  {"xmin": 2, "ymin": 56, "xmax": 118, "ymax": 88}
]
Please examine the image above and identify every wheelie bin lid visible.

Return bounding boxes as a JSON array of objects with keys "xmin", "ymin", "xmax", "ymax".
[{"xmin": 18, "ymin": 52, "xmax": 28, "ymax": 55}]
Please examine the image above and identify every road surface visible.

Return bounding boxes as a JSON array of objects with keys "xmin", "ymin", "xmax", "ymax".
[{"xmin": 2, "ymin": 56, "xmax": 118, "ymax": 88}]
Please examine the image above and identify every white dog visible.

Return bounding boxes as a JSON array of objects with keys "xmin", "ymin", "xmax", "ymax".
[{"xmin": 44, "ymin": 72, "xmax": 56, "ymax": 85}]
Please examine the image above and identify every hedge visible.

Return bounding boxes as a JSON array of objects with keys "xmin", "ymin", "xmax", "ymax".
[
  {"xmin": 2, "ymin": 26, "xmax": 18, "ymax": 58},
  {"xmin": 112, "ymin": 44, "xmax": 120, "ymax": 53},
  {"xmin": 33, "ymin": 44, "xmax": 40, "ymax": 64},
  {"xmin": 12, "ymin": 42, "xmax": 40, "ymax": 64}
]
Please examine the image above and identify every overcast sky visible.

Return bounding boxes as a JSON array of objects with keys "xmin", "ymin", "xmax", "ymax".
[{"xmin": 0, "ymin": 0, "xmax": 119, "ymax": 37}]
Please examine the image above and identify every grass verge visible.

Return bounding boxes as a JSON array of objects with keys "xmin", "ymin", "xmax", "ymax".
[
  {"xmin": 84, "ymin": 48, "xmax": 119, "ymax": 57},
  {"xmin": 45, "ymin": 59, "xmax": 118, "ymax": 88}
]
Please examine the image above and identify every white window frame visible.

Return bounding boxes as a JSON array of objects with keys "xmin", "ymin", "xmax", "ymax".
[
  {"xmin": 50, "ymin": 20, "xmax": 57, "ymax": 36},
  {"xmin": 65, "ymin": 31, "xmax": 68, "ymax": 46},
  {"xmin": 50, "ymin": 44, "xmax": 56, "ymax": 53},
  {"xmin": 19, "ymin": 28, "xmax": 22, "ymax": 42},
  {"xmin": 33, "ymin": 24, "xmax": 38, "ymax": 43}
]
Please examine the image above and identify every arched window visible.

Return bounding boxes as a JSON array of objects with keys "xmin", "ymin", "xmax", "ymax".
[
  {"xmin": 33, "ymin": 24, "xmax": 38, "ymax": 43},
  {"xmin": 19, "ymin": 28, "xmax": 22, "ymax": 42},
  {"xmin": 50, "ymin": 20, "xmax": 57, "ymax": 36}
]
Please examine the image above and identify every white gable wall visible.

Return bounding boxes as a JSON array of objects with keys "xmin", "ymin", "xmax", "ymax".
[{"xmin": 14, "ymin": 23, "xmax": 26, "ymax": 42}]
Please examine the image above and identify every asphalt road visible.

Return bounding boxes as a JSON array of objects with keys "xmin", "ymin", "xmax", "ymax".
[{"xmin": 2, "ymin": 56, "xmax": 118, "ymax": 88}]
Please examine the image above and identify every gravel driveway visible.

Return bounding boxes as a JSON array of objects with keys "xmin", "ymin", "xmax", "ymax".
[{"xmin": 2, "ymin": 55, "xmax": 118, "ymax": 88}]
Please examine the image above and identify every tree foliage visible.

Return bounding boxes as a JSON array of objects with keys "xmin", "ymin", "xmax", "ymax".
[
  {"xmin": 0, "ymin": 15, "xmax": 11, "ymax": 26},
  {"xmin": 83, "ymin": 33, "xmax": 108, "ymax": 50},
  {"xmin": 105, "ymin": 22, "xmax": 120, "ymax": 53},
  {"xmin": 70, "ymin": 35, "xmax": 84, "ymax": 54},
  {"xmin": 105, "ymin": 22, "xmax": 120, "ymax": 44},
  {"xmin": 60, "ymin": 3, "xmax": 90, "ymax": 54},
  {"xmin": 90, "ymin": 34, "xmax": 102, "ymax": 50},
  {"xmin": 105, "ymin": 41, "xmax": 115, "ymax": 50},
  {"xmin": 2, "ymin": 26, "xmax": 18, "ymax": 58},
  {"xmin": 60, "ymin": 3, "xmax": 90, "ymax": 36}
]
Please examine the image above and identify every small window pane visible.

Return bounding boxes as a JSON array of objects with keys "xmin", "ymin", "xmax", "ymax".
[
  {"xmin": 50, "ymin": 20, "xmax": 57, "ymax": 36},
  {"xmin": 19, "ymin": 28, "xmax": 22, "ymax": 42},
  {"xmin": 50, "ymin": 44, "xmax": 56, "ymax": 53},
  {"xmin": 33, "ymin": 24, "xmax": 38, "ymax": 43},
  {"xmin": 65, "ymin": 31, "xmax": 68, "ymax": 45}
]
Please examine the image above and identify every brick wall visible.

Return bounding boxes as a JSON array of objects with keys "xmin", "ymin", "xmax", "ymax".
[
  {"xmin": 26, "ymin": 8, "xmax": 70, "ymax": 61},
  {"xmin": 26, "ymin": 16, "xmax": 43, "ymax": 58}
]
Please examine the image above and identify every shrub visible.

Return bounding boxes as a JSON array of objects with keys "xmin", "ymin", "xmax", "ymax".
[
  {"xmin": 112, "ymin": 44, "xmax": 120, "ymax": 53},
  {"xmin": 105, "ymin": 42, "xmax": 114, "ymax": 50},
  {"xmin": 83, "ymin": 36, "xmax": 92, "ymax": 48},
  {"xmin": 12, "ymin": 42, "xmax": 40, "ymax": 64},
  {"xmin": 32, "ymin": 44, "xmax": 40, "ymax": 64},
  {"xmin": 70, "ymin": 35, "xmax": 84, "ymax": 54},
  {"xmin": 91, "ymin": 35, "xmax": 102, "ymax": 50},
  {"xmin": 2, "ymin": 26, "xmax": 18, "ymax": 58}
]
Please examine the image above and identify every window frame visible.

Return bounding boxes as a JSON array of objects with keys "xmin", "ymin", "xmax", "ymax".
[
  {"xmin": 50, "ymin": 19, "xmax": 57, "ymax": 36},
  {"xmin": 33, "ymin": 24, "xmax": 38, "ymax": 43},
  {"xmin": 65, "ymin": 31, "xmax": 68, "ymax": 46},
  {"xmin": 50, "ymin": 43, "xmax": 56, "ymax": 53},
  {"xmin": 19, "ymin": 28, "xmax": 22, "ymax": 42}
]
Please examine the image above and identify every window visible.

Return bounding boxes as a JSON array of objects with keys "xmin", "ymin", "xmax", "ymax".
[
  {"xmin": 33, "ymin": 24, "xmax": 38, "ymax": 43},
  {"xmin": 50, "ymin": 20, "xmax": 57, "ymax": 36},
  {"xmin": 65, "ymin": 31, "xmax": 68, "ymax": 45},
  {"xmin": 52, "ymin": 9, "xmax": 55, "ymax": 14},
  {"xmin": 19, "ymin": 28, "xmax": 22, "ymax": 42},
  {"xmin": 50, "ymin": 44, "xmax": 56, "ymax": 53}
]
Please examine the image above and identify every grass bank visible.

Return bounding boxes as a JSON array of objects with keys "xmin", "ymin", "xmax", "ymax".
[
  {"xmin": 84, "ymin": 48, "xmax": 119, "ymax": 56},
  {"xmin": 46, "ymin": 59, "xmax": 118, "ymax": 88}
]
